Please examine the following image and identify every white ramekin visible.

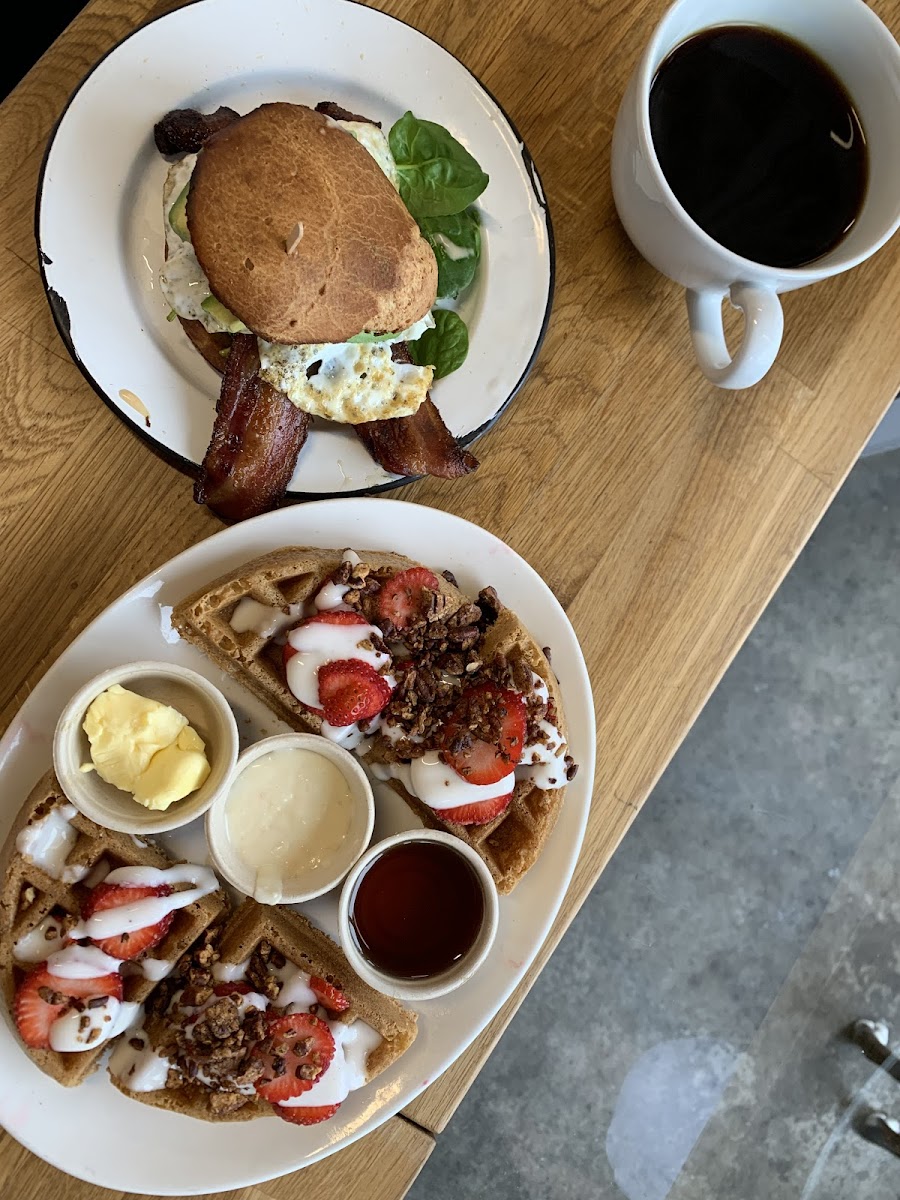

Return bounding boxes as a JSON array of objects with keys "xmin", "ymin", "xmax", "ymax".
[
  {"xmin": 53, "ymin": 660, "xmax": 239, "ymax": 834},
  {"xmin": 337, "ymin": 828, "xmax": 499, "ymax": 1001},
  {"xmin": 206, "ymin": 733, "xmax": 375, "ymax": 904}
]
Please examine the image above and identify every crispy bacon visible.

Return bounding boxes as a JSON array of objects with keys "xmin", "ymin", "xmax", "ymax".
[
  {"xmin": 154, "ymin": 106, "xmax": 241, "ymax": 157},
  {"xmin": 314, "ymin": 101, "xmax": 381, "ymax": 128},
  {"xmin": 354, "ymin": 399, "xmax": 479, "ymax": 478},
  {"xmin": 195, "ymin": 334, "xmax": 310, "ymax": 522}
]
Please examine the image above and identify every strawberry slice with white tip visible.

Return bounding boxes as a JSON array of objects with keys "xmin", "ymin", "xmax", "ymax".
[
  {"xmin": 14, "ymin": 963, "xmax": 123, "ymax": 1049},
  {"xmin": 80, "ymin": 882, "xmax": 174, "ymax": 961},
  {"xmin": 439, "ymin": 791, "xmax": 515, "ymax": 826},
  {"xmin": 254, "ymin": 1012, "xmax": 335, "ymax": 1105},
  {"xmin": 275, "ymin": 1102, "xmax": 341, "ymax": 1125}
]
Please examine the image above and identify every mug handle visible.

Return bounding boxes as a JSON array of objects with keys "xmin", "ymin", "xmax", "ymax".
[{"xmin": 686, "ymin": 283, "xmax": 784, "ymax": 389}]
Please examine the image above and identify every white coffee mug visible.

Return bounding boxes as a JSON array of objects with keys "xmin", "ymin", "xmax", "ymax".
[{"xmin": 611, "ymin": 0, "xmax": 900, "ymax": 389}]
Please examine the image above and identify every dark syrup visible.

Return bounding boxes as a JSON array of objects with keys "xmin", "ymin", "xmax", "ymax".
[
  {"xmin": 649, "ymin": 25, "xmax": 868, "ymax": 268},
  {"xmin": 350, "ymin": 841, "xmax": 485, "ymax": 980}
]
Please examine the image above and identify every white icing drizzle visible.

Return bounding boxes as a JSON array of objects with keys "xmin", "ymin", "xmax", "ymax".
[
  {"xmin": 230, "ymin": 598, "xmax": 303, "ymax": 638},
  {"xmin": 47, "ymin": 943, "xmax": 123, "ymax": 979},
  {"xmin": 211, "ymin": 959, "xmax": 250, "ymax": 983},
  {"xmin": 13, "ymin": 914, "xmax": 69, "ymax": 963},
  {"xmin": 140, "ymin": 957, "xmax": 175, "ymax": 982},
  {"xmin": 16, "ymin": 804, "xmax": 88, "ymax": 883},
  {"xmin": 49, "ymin": 997, "xmax": 140, "ymax": 1052},
  {"xmin": 108, "ymin": 1020, "xmax": 172, "ymax": 1091},
  {"xmin": 67, "ymin": 864, "xmax": 218, "ymax": 940},
  {"xmin": 515, "ymin": 672, "xmax": 569, "ymax": 790}
]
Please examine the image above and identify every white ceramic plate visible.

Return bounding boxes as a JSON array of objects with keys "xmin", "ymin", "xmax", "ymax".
[
  {"xmin": 0, "ymin": 499, "xmax": 594, "ymax": 1195},
  {"xmin": 36, "ymin": 0, "xmax": 554, "ymax": 499}
]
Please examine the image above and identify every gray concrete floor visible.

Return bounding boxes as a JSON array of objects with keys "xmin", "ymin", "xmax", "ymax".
[{"xmin": 407, "ymin": 447, "xmax": 900, "ymax": 1200}]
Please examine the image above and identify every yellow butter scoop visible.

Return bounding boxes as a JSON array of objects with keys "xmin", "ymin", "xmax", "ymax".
[{"xmin": 82, "ymin": 684, "xmax": 210, "ymax": 811}]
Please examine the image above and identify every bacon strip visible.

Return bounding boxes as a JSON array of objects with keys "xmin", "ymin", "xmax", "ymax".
[
  {"xmin": 354, "ymin": 342, "xmax": 479, "ymax": 478},
  {"xmin": 195, "ymin": 334, "xmax": 310, "ymax": 522},
  {"xmin": 354, "ymin": 399, "xmax": 479, "ymax": 478},
  {"xmin": 154, "ymin": 106, "xmax": 240, "ymax": 157}
]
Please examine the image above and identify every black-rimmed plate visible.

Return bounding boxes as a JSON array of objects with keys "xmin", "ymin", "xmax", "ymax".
[{"xmin": 36, "ymin": 0, "xmax": 554, "ymax": 498}]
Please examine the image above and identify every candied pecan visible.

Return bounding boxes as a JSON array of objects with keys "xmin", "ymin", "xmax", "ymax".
[
  {"xmin": 244, "ymin": 1010, "xmax": 268, "ymax": 1043},
  {"xmin": 129, "ymin": 1036, "xmax": 146, "ymax": 1051},
  {"xmin": 233, "ymin": 1059, "xmax": 265, "ymax": 1087},
  {"xmin": 477, "ymin": 586, "xmax": 503, "ymax": 624},
  {"xmin": 203, "ymin": 997, "xmax": 242, "ymax": 1039},
  {"xmin": 565, "ymin": 756, "xmax": 579, "ymax": 781}
]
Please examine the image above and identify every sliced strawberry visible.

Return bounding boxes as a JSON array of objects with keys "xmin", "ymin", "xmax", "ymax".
[
  {"xmin": 254, "ymin": 1012, "xmax": 335, "ymax": 1105},
  {"xmin": 309, "ymin": 975, "xmax": 350, "ymax": 1014},
  {"xmin": 302, "ymin": 611, "xmax": 369, "ymax": 627},
  {"xmin": 442, "ymin": 683, "xmax": 527, "ymax": 785},
  {"xmin": 274, "ymin": 1102, "xmax": 341, "ymax": 1126},
  {"xmin": 317, "ymin": 658, "xmax": 392, "ymax": 727},
  {"xmin": 81, "ymin": 883, "xmax": 174, "ymax": 961},
  {"xmin": 14, "ymin": 964, "xmax": 123, "ymax": 1049},
  {"xmin": 377, "ymin": 567, "xmax": 440, "ymax": 631},
  {"xmin": 440, "ymin": 791, "xmax": 515, "ymax": 826}
]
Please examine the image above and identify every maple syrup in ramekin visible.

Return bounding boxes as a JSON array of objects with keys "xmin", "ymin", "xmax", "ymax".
[{"xmin": 349, "ymin": 841, "xmax": 485, "ymax": 980}]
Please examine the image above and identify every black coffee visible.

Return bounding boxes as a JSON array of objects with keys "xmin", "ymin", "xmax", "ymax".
[{"xmin": 649, "ymin": 25, "xmax": 868, "ymax": 268}]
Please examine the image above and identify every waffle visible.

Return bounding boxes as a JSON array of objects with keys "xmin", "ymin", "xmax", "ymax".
[
  {"xmin": 172, "ymin": 547, "xmax": 569, "ymax": 893},
  {"xmin": 380, "ymin": 606, "xmax": 568, "ymax": 894},
  {"xmin": 110, "ymin": 898, "xmax": 417, "ymax": 1121},
  {"xmin": 0, "ymin": 770, "xmax": 228, "ymax": 1087},
  {"xmin": 171, "ymin": 547, "xmax": 464, "ymax": 734}
]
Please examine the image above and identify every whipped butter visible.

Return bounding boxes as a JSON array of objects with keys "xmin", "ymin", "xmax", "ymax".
[
  {"xmin": 225, "ymin": 748, "xmax": 357, "ymax": 903},
  {"xmin": 82, "ymin": 685, "xmax": 211, "ymax": 810}
]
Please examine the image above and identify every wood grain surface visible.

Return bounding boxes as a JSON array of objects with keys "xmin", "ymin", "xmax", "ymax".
[{"xmin": 1, "ymin": 0, "xmax": 899, "ymax": 1195}]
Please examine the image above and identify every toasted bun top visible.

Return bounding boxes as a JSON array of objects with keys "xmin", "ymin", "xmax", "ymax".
[{"xmin": 186, "ymin": 103, "xmax": 437, "ymax": 345}]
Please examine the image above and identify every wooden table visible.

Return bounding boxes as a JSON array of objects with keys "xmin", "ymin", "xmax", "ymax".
[{"xmin": 1, "ymin": 0, "xmax": 898, "ymax": 1196}]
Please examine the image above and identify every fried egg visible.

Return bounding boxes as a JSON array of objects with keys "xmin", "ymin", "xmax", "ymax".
[
  {"xmin": 336, "ymin": 121, "xmax": 400, "ymax": 189},
  {"xmin": 258, "ymin": 339, "xmax": 433, "ymax": 423}
]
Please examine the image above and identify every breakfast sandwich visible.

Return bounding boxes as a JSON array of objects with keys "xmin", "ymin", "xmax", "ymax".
[
  {"xmin": 154, "ymin": 100, "xmax": 487, "ymax": 520},
  {"xmin": 109, "ymin": 898, "xmax": 417, "ymax": 1123},
  {"xmin": 171, "ymin": 547, "xmax": 578, "ymax": 892},
  {"xmin": 0, "ymin": 771, "xmax": 226, "ymax": 1086}
]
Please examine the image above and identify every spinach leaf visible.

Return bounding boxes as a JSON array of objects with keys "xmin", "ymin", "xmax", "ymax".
[
  {"xmin": 389, "ymin": 112, "xmax": 489, "ymax": 218},
  {"xmin": 418, "ymin": 208, "xmax": 481, "ymax": 299},
  {"xmin": 407, "ymin": 309, "xmax": 469, "ymax": 378}
]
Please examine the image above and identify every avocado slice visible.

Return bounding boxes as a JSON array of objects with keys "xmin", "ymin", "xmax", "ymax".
[
  {"xmin": 200, "ymin": 295, "xmax": 250, "ymax": 334},
  {"xmin": 168, "ymin": 183, "xmax": 190, "ymax": 242},
  {"xmin": 348, "ymin": 330, "xmax": 394, "ymax": 344}
]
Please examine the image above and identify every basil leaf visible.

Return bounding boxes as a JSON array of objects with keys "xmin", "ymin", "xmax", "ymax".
[
  {"xmin": 389, "ymin": 112, "xmax": 489, "ymax": 218},
  {"xmin": 407, "ymin": 309, "xmax": 469, "ymax": 379},
  {"xmin": 418, "ymin": 208, "xmax": 481, "ymax": 299}
]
